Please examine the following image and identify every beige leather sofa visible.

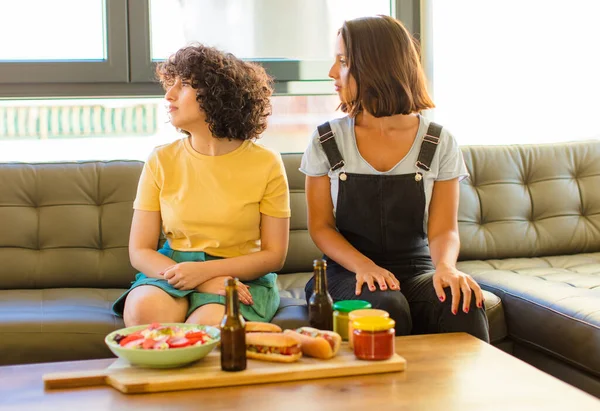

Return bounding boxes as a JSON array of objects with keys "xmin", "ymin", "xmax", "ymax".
[{"xmin": 0, "ymin": 140, "xmax": 598, "ymax": 397}]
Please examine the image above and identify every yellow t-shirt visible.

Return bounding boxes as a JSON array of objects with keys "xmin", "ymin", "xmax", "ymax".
[{"xmin": 133, "ymin": 138, "xmax": 291, "ymax": 258}]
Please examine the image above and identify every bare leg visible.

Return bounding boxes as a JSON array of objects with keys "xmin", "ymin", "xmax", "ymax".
[
  {"xmin": 185, "ymin": 304, "xmax": 225, "ymax": 327},
  {"xmin": 123, "ymin": 285, "xmax": 188, "ymax": 327}
]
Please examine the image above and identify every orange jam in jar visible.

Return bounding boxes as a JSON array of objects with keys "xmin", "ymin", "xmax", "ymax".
[
  {"xmin": 348, "ymin": 309, "xmax": 389, "ymax": 349},
  {"xmin": 352, "ymin": 317, "xmax": 395, "ymax": 361}
]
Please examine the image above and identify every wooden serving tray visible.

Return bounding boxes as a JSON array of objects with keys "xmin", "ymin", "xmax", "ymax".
[{"xmin": 43, "ymin": 343, "xmax": 406, "ymax": 394}]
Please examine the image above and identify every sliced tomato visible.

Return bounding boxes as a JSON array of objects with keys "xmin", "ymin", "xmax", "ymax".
[
  {"xmin": 167, "ymin": 337, "xmax": 192, "ymax": 348},
  {"xmin": 119, "ymin": 333, "xmax": 144, "ymax": 347},
  {"xmin": 142, "ymin": 338, "xmax": 157, "ymax": 349},
  {"xmin": 186, "ymin": 337, "xmax": 205, "ymax": 346},
  {"xmin": 185, "ymin": 331, "xmax": 208, "ymax": 339}
]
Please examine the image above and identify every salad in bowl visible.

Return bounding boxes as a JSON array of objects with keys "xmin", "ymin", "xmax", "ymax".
[{"xmin": 105, "ymin": 322, "xmax": 220, "ymax": 368}]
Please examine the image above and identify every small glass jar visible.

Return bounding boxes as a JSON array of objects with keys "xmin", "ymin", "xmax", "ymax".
[
  {"xmin": 332, "ymin": 300, "xmax": 372, "ymax": 341},
  {"xmin": 348, "ymin": 309, "xmax": 389, "ymax": 349},
  {"xmin": 352, "ymin": 317, "xmax": 395, "ymax": 361}
]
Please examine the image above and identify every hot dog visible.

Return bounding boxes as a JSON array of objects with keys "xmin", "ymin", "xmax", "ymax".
[
  {"xmin": 245, "ymin": 321, "xmax": 282, "ymax": 333},
  {"xmin": 284, "ymin": 327, "xmax": 342, "ymax": 359},
  {"xmin": 245, "ymin": 332, "xmax": 302, "ymax": 363}
]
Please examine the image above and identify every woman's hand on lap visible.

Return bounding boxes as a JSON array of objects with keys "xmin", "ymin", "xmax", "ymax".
[
  {"xmin": 196, "ymin": 276, "xmax": 254, "ymax": 305},
  {"xmin": 161, "ymin": 262, "xmax": 205, "ymax": 291},
  {"xmin": 354, "ymin": 263, "xmax": 400, "ymax": 295},
  {"xmin": 432, "ymin": 266, "xmax": 484, "ymax": 314}
]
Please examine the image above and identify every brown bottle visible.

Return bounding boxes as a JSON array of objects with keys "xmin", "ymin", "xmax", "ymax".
[
  {"xmin": 308, "ymin": 259, "xmax": 334, "ymax": 331},
  {"xmin": 220, "ymin": 278, "xmax": 247, "ymax": 372}
]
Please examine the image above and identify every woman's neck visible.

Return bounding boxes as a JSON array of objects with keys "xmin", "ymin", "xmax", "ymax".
[
  {"xmin": 188, "ymin": 128, "xmax": 244, "ymax": 156},
  {"xmin": 356, "ymin": 110, "xmax": 419, "ymax": 134}
]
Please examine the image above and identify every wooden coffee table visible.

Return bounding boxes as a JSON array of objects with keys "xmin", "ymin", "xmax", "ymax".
[{"xmin": 1, "ymin": 333, "xmax": 598, "ymax": 411}]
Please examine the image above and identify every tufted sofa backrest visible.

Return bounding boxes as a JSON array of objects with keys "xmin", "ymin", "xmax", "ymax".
[
  {"xmin": 0, "ymin": 161, "xmax": 143, "ymax": 289},
  {"xmin": 0, "ymin": 156, "xmax": 321, "ymax": 289},
  {"xmin": 458, "ymin": 140, "xmax": 600, "ymax": 260},
  {"xmin": 1, "ymin": 141, "xmax": 598, "ymax": 289},
  {"xmin": 279, "ymin": 154, "xmax": 322, "ymax": 274}
]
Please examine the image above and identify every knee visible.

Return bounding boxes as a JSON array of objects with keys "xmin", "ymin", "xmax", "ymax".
[
  {"xmin": 440, "ymin": 290, "xmax": 480, "ymax": 314},
  {"xmin": 123, "ymin": 293, "xmax": 156, "ymax": 326},
  {"xmin": 439, "ymin": 291, "xmax": 489, "ymax": 342},
  {"xmin": 123, "ymin": 288, "xmax": 186, "ymax": 326},
  {"xmin": 186, "ymin": 304, "xmax": 225, "ymax": 327},
  {"xmin": 369, "ymin": 291, "xmax": 412, "ymax": 335}
]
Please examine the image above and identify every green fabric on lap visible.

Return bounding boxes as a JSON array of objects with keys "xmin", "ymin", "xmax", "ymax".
[{"xmin": 111, "ymin": 244, "xmax": 280, "ymax": 322}]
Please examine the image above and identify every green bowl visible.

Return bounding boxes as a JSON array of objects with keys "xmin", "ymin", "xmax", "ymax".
[{"xmin": 105, "ymin": 323, "xmax": 221, "ymax": 368}]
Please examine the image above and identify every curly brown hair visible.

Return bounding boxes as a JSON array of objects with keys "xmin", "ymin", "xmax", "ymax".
[{"xmin": 156, "ymin": 44, "xmax": 273, "ymax": 140}]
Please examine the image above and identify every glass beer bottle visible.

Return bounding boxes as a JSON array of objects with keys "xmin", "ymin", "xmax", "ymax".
[
  {"xmin": 308, "ymin": 259, "xmax": 334, "ymax": 330},
  {"xmin": 220, "ymin": 278, "xmax": 247, "ymax": 371}
]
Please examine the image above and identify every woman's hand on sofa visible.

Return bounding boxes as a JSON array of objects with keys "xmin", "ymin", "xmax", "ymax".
[
  {"xmin": 195, "ymin": 276, "xmax": 254, "ymax": 305},
  {"xmin": 432, "ymin": 266, "xmax": 484, "ymax": 315}
]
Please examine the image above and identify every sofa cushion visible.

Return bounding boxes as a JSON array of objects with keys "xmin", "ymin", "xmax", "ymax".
[
  {"xmin": 458, "ymin": 141, "xmax": 600, "ymax": 261},
  {"xmin": 280, "ymin": 153, "xmax": 323, "ymax": 274},
  {"xmin": 459, "ymin": 253, "xmax": 600, "ymax": 377},
  {"xmin": 0, "ymin": 161, "xmax": 142, "ymax": 290},
  {"xmin": 0, "ymin": 288, "xmax": 125, "ymax": 365},
  {"xmin": 480, "ymin": 289, "xmax": 506, "ymax": 344},
  {"xmin": 277, "ymin": 271, "xmax": 312, "ymax": 299},
  {"xmin": 271, "ymin": 297, "xmax": 309, "ymax": 330}
]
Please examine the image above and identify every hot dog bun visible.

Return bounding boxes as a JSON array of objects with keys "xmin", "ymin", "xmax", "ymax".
[
  {"xmin": 245, "ymin": 321, "xmax": 282, "ymax": 333},
  {"xmin": 246, "ymin": 351, "xmax": 302, "ymax": 363},
  {"xmin": 246, "ymin": 332, "xmax": 302, "ymax": 363},
  {"xmin": 284, "ymin": 327, "xmax": 342, "ymax": 359}
]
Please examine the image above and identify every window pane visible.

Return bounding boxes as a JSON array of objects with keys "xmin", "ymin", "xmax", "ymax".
[
  {"xmin": 0, "ymin": 0, "xmax": 106, "ymax": 61},
  {"xmin": 150, "ymin": 0, "xmax": 391, "ymax": 61},
  {"xmin": 0, "ymin": 98, "xmax": 161, "ymax": 161},
  {"xmin": 261, "ymin": 95, "xmax": 343, "ymax": 153},
  {"xmin": 430, "ymin": 0, "xmax": 600, "ymax": 145},
  {"xmin": 0, "ymin": 95, "xmax": 341, "ymax": 162}
]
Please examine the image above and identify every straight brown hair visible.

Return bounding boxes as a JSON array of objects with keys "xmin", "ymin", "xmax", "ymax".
[{"xmin": 339, "ymin": 15, "xmax": 434, "ymax": 117}]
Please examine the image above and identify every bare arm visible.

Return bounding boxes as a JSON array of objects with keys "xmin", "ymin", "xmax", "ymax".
[
  {"xmin": 128, "ymin": 209, "xmax": 176, "ymax": 279},
  {"xmin": 428, "ymin": 178, "xmax": 484, "ymax": 313},
  {"xmin": 306, "ymin": 175, "xmax": 399, "ymax": 293},
  {"xmin": 162, "ymin": 214, "xmax": 290, "ymax": 290},
  {"xmin": 427, "ymin": 178, "xmax": 461, "ymax": 270},
  {"xmin": 196, "ymin": 214, "xmax": 290, "ymax": 281},
  {"xmin": 306, "ymin": 175, "xmax": 370, "ymax": 272}
]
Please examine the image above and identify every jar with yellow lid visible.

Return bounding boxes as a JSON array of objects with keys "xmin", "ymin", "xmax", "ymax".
[
  {"xmin": 352, "ymin": 317, "xmax": 395, "ymax": 361},
  {"xmin": 332, "ymin": 300, "xmax": 371, "ymax": 340},
  {"xmin": 348, "ymin": 309, "xmax": 389, "ymax": 349}
]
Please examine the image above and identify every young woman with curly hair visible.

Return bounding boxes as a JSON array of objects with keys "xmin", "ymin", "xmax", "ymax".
[{"xmin": 112, "ymin": 44, "xmax": 290, "ymax": 326}]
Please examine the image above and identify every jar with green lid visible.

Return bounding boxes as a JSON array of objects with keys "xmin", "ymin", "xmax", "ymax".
[
  {"xmin": 352, "ymin": 317, "xmax": 396, "ymax": 361},
  {"xmin": 332, "ymin": 300, "xmax": 372, "ymax": 340}
]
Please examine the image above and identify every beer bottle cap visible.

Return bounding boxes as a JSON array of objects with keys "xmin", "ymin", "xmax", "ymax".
[{"xmin": 225, "ymin": 278, "xmax": 238, "ymax": 287}]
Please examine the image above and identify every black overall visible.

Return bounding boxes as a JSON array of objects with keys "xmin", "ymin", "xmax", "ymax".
[{"xmin": 305, "ymin": 121, "xmax": 489, "ymax": 341}]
